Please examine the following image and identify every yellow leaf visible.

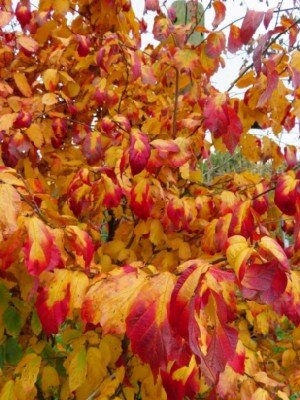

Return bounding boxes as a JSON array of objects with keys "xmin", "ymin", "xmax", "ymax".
[
  {"xmin": 240, "ymin": 134, "xmax": 261, "ymax": 162},
  {"xmin": 100, "ymin": 335, "xmax": 122, "ymax": 365},
  {"xmin": 141, "ymin": 374, "xmax": 166, "ymax": 400},
  {"xmin": 20, "ymin": 354, "xmax": 42, "ymax": 392},
  {"xmin": 226, "ymin": 235, "xmax": 253, "ymax": 277},
  {"xmin": 0, "ymin": 184, "xmax": 21, "ymax": 235},
  {"xmin": 172, "ymin": 355, "xmax": 197, "ymax": 384},
  {"xmin": 293, "ymin": 98, "xmax": 300, "ymax": 118},
  {"xmin": 290, "ymin": 50, "xmax": 300, "ymax": 73},
  {"xmin": 97, "ymin": 367, "xmax": 125, "ymax": 398},
  {"xmin": 17, "ymin": 35, "xmax": 38, "ymax": 52},
  {"xmin": 254, "ymin": 371, "xmax": 283, "ymax": 387},
  {"xmin": 53, "ymin": 0, "xmax": 69, "ymax": 14},
  {"xmin": 149, "ymin": 219, "xmax": 165, "ymax": 246},
  {"xmin": 42, "ymin": 69, "xmax": 59, "ymax": 91},
  {"xmin": 276, "ymin": 390, "xmax": 290, "ymax": 400},
  {"xmin": 0, "ymin": 113, "xmax": 17, "ymax": 132},
  {"xmin": 289, "ymin": 369, "xmax": 300, "ymax": 391},
  {"xmin": 41, "ymin": 366, "xmax": 60, "ymax": 393},
  {"xmin": 178, "ymin": 241, "xmax": 191, "ymax": 260},
  {"xmin": 26, "ymin": 123, "xmax": 44, "ymax": 148},
  {"xmin": 282, "ymin": 349, "xmax": 296, "ymax": 368},
  {"xmin": 251, "ymin": 388, "xmax": 272, "ymax": 400},
  {"xmin": 82, "ymin": 267, "xmax": 146, "ymax": 334},
  {"xmin": 255, "ymin": 311, "xmax": 270, "ymax": 335},
  {"xmin": 13, "ymin": 73, "xmax": 32, "ymax": 98},
  {"xmin": 67, "ymin": 346, "xmax": 87, "ymax": 392},
  {"xmin": 59, "ymin": 71, "xmax": 75, "ymax": 83},
  {"xmin": 0, "ymin": 381, "xmax": 16, "ymax": 400},
  {"xmin": 69, "ymin": 271, "xmax": 89, "ymax": 310},
  {"xmin": 87, "ymin": 347, "xmax": 107, "ymax": 381},
  {"xmin": 42, "ymin": 92, "xmax": 58, "ymax": 105}
]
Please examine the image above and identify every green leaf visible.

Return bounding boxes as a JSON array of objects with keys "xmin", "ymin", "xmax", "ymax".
[
  {"xmin": 3, "ymin": 306, "xmax": 22, "ymax": 337},
  {"xmin": 31, "ymin": 309, "xmax": 42, "ymax": 336},
  {"xmin": 0, "ymin": 283, "xmax": 10, "ymax": 308},
  {"xmin": 0, "ymin": 344, "xmax": 5, "ymax": 369},
  {"xmin": 275, "ymin": 326, "xmax": 287, "ymax": 341},
  {"xmin": 171, "ymin": 0, "xmax": 204, "ymax": 45},
  {"xmin": 4, "ymin": 337, "xmax": 22, "ymax": 365},
  {"xmin": 290, "ymin": 393, "xmax": 300, "ymax": 400}
]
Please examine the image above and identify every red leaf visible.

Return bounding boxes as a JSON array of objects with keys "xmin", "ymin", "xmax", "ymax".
[
  {"xmin": 82, "ymin": 131, "xmax": 103, "ymax": 165},
  {"xmin": 67, "ymin": 169, "xmax": 93, "ymax": 217},
  {"xmin": 252, "ymin": 183, "xmax": 269, "ymax": 215},
  {"xmin": 284, "ymin": 145, "xmax": 298, "ymax": 169},
  {"xmin": 206, "ymin": 32, "xmax": 226, "ymax": 59},
  {"xmin": 169, "ymin": 262, "xmax": 236, "ymax": 385},
  {"xmin": 15, "ymin": 2, "xmax": 31, "ymax": 27},
  {"xmin": 169, "ymin": 261, "xmax": 209, "ymax": 340},
  {"xmin": 36, "ymin": 284, "xmax": 70, "ymax": 336},
  {"xmin": 65, "ymin": 226, "xmax": 94, "ymax": 271},
  {"xmin": 212, "ymin": 1, "xmax": 226, "ymax": 28},
  {"xmin": 23, "ymin": 217, "xmax": 62, "ymax": 276},
  {"xmin": 76, "ymin": 35, "xmax": 90, "ymax": 57},
  {"xmin": 144, "ymin": 0, "xmax": 159, "ymax": 12},
  {"xmin": 82, "ymin": 266, "xmax": 146, "ymax": 334},
  {"xmin": 205, "ymin": 323, "xmax": 238, "ymax": 375},
  {"xmin": 0, "ymin": 232, "xmax": 22, "ymax": 270},
  {"xmin": 257, "ymin": 70, "xmax": 279, "ymax": 108},
  {"xmin": 253, "ymin": 32, "xmax": 270, "ymax": 74},
  {"xmin": 221, "ymin": 106, "xmax": 243, "ymax": 154},
  {"xmin": 203, "ymin": 94, "xmax": 228, "ymax": 136},
  {"xmin": 229, "ymin": 200, "xmax": 255, "ymax": 238},
  {"xmin": 240, "ymin": 9, "xmax": 265, "ymax": 45},
  {"xmin": 129, "ymin": 130, "xmax": 151, "ymax": 175},
  {"xmin": 264, "ymin": 9, "xmax": 273, "ymax": 29},
  {"xmin": 130, "ymin": 178, "xmax": 154, "ymax": 220},
  {"xmin": 228, "ymin": 349, "xmax": 245, "ymax": 375},
  {"xmin": 101, "ymin": 173, "xmax": 123, "ymax": 208},
  {"xmin": 274, "ymin": 172, "xmax": 299, "ymax": 216},
  {"xmin": 126, "ymin": 272, "xmax": 178, "ymax": 373},
  {"xmin": 228, "ymin": 25, "xmax": 242, "ymax": 53},
  {"xmin": 242, "ymin": 262, "xmax": 287, "ymax": 304}
]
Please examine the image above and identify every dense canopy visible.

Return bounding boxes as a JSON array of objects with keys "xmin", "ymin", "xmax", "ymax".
[{"xmin": 0, "ymin": 0, "xmax": 299, "ymax": 399}]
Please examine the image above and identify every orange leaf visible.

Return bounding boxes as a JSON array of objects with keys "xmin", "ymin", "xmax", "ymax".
[
  {"xmin": 212, "ymin": 1, "xmax": 226, "ymax": 28},
  {"xmin": 82, "ymin": 265, "xmax": 147, "ymax": 334},
  {"xmin": 126, "ymin": 272, "xmax": 177, "ymax": 373},
  {"xmin": 129, "ymin": 129, "xmax": 151, "ymax": 175},
  {"xmin": 206, "ymin": 31, "xmax": 226, "ymax": 59},
  {"xmin": 23, "ymin": 217, "xmax": 62, "ymax": 276},
  {"xmin": 17, "ymin": 35, "xmax": 38, "ymax": 52},
  {"xmin": 13, "ymin": 72, "xmax": 32, "ymax": 98}
]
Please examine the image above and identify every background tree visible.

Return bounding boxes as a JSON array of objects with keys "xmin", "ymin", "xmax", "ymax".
[{"xmin": 0, "ymin": 0, "xmax": 299, "ymax": 399}]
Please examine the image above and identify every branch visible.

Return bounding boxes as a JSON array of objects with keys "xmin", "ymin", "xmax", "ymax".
[
  {"xmin": 16, "ymin": 174, "xmax": 56, "ymax": 228},
  {"xmin": 219, "ymin": 7, "xmax": 297, "ymax": 33},
  {"xmin": 185, "ymin": 0, "xmax": 212, "ymax": 44},
  {"xmin": 227, "ymin": 17, "xmax": 300, "ymax": 92},
  {"xmin": 251, "ymin": 186, "xmax": 276, "ymax": 200}
]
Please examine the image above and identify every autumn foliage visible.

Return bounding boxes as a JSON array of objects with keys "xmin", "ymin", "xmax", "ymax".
[{"xmin": 0, "ymin": 0, "xmax": 300, "ymax": 399}]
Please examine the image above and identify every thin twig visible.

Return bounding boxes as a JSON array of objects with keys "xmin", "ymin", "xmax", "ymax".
[
  {"xmin": 218, "ymin": 7, "xmax": 297, "ymax": 33},
  {"xmin": 17, "ymin": 174, "xmax": 56, "ymax": 228},
  {"xmin": 227, "ymin": 17, "xmax": 300, "ymax": 92},
  {"xmin": 185, "ymin": 0, "xmax": 212, "ymax": 44},
  {"xmin": 252, "ymin": 186, "xmax": 276, "ymax": 200}
]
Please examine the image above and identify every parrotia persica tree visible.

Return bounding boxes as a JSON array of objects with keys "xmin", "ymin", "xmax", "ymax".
[{"xmin": 0, "ymin": 0, "xmax": 299, "ymax": 399}]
